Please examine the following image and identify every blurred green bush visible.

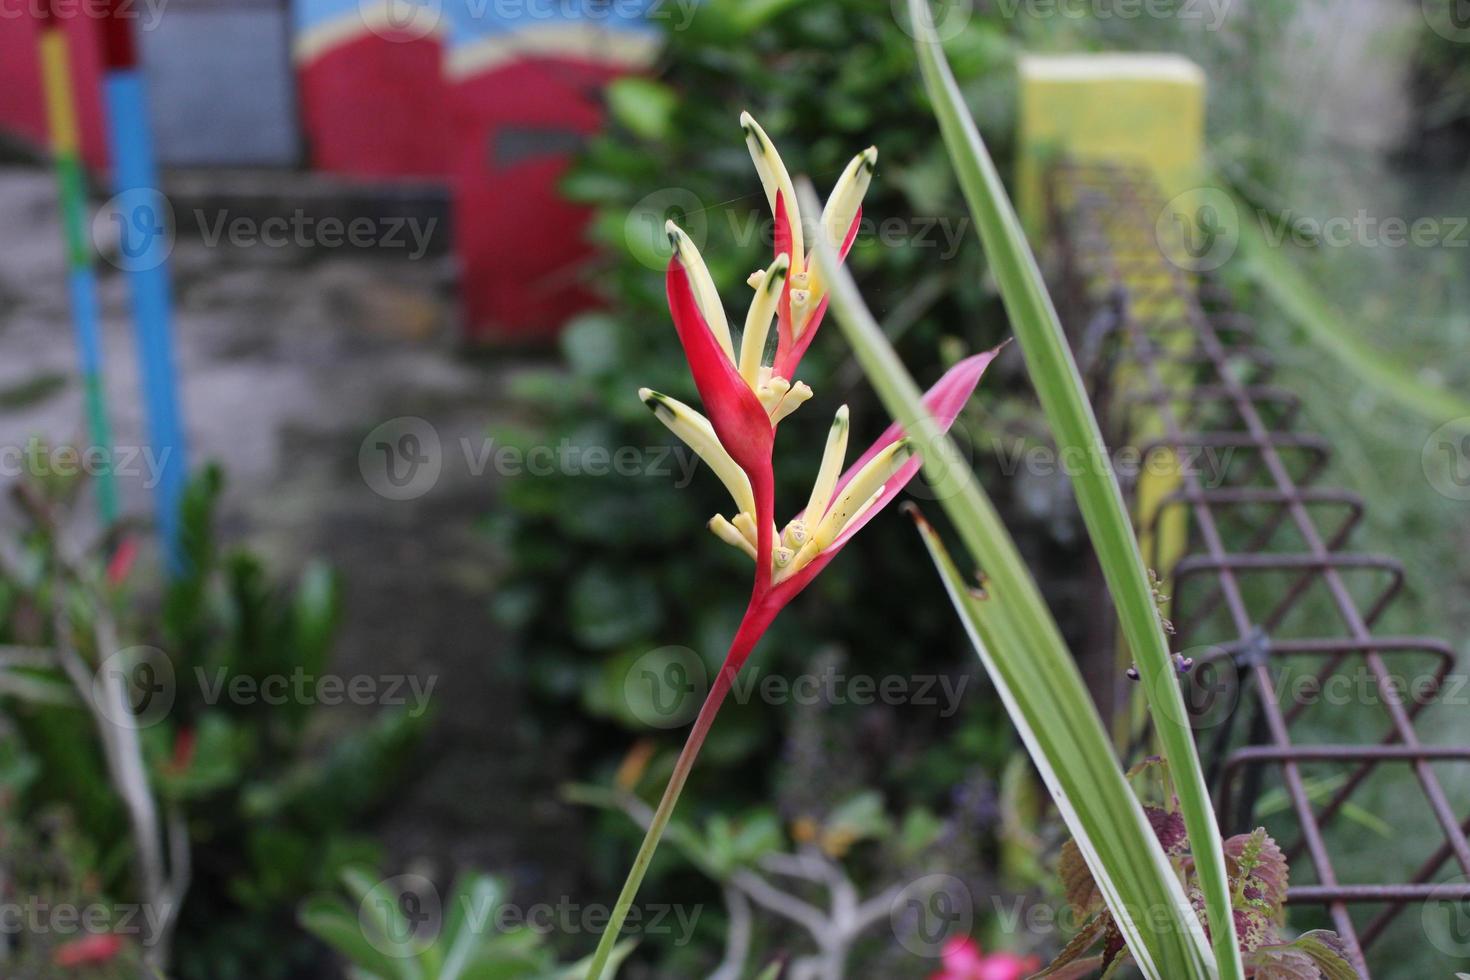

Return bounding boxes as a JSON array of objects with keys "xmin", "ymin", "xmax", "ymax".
[{"xmin": 0, "ymin": 466, "xmax": 427, "ymax": 978}]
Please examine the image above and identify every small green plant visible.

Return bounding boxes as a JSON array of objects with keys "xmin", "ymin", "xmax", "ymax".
[
  {"xmin": 0, "ymin": 464, "xmax": 428, "ymax": 978},
  {"xmin": 300, "ymin": 868, "xmax": 635, "ymax": 980}
]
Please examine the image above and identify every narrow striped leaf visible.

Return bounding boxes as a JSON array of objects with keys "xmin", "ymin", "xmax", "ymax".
[{"xmin": 902, "ymin": 1, "xmax": 1239, "ymax": 974}]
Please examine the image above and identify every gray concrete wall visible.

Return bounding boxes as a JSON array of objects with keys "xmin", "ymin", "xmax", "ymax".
[{"xmin": 140, "ymin": 0, "xmax": 300, "ymax": 167}]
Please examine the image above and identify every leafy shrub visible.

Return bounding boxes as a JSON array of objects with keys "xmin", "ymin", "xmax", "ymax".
[{"xmin": 0, "ymin": 466, "xmax": 428, "ymax": 979}]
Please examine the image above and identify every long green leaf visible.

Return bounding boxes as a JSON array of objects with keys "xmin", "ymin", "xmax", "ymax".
[
  {"xmin": 1227, "ymin": 182, "xmax": 1470, "ymax": 425},
  {"xmin": 901, "ymin": 2, "xmax": 1241, "ymax": 976},
  {"xmin": 803, "ymin": 176, "xmax": 1214, "ymax": 978}
]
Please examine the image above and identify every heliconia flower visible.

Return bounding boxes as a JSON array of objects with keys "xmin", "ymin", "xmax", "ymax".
[
  {"xmin": 741, "ymin": 111, "xmax": 876, "ymax": 382},
  {"xmin": 641, "ymin": 112, "xmax": 997, "ymax": 667},
  {"xmin": 590, "ymin": 114, "xmax": 995, "ymax": 980}
]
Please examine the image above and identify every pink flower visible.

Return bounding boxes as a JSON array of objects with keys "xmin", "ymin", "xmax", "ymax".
[
  {"xmin": 930, "ymin": 936, "xmax": 1041, "ymax": 980},
  {"xmin": 53, "ymin": 933, "xmax": 125, "ymax": 968}
]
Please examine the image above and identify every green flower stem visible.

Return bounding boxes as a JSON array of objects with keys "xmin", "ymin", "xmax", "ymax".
[{"xmin": 585, "ymin": 603, "xmax": 772, "ymax": 979}]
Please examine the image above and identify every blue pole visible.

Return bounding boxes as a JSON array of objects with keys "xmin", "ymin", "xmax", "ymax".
[{"xmin": 99, "ymin": 14, "xmax": 188, "ymax": 572}]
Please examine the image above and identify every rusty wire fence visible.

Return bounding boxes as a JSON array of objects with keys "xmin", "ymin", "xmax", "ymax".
[{"xmin": 1046, "ymin": 161, "xmax": 1470, "ymax": 976}]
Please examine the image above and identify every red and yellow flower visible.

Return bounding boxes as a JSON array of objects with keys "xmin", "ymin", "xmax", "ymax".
[{"xmin": 640, "ymin": 113, "xmax": 995, "ymax": 669}]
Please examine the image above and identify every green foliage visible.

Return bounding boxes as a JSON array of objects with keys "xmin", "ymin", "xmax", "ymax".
[
  {"xmin": 0, "ymin": 465, "xmax": 430, "ymax": 979},
  {"xmin": 0, "ymin": 804, "xmax": 150, "ymax": 976},
  {"xmin": 300, "ymin": 867, "xmax": 635, "ymax": 980},
  {"xmin": 1049, "ymin": 816, "xmax": 1357, "ymax": 980}
]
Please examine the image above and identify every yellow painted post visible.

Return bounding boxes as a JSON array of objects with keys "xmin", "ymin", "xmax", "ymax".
[
  {"xmin": 1017, "ymin": 53, "xmax": 1206, "ymax": 235},
  {"xmin": 1017, "ymin": 54, "xmax": 1206, "ymax": 745}
]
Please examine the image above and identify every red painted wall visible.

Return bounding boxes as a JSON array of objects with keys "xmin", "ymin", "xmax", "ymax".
[
  {"xmin": 0, "ymin": 14, "xmax": 110, "ymax": 172},
  {"xmin": 451, "ymin": 56, "xmax": 621, "ymax": 342},
  {"xmin": 296, "ymin": 33, "xmax": 450, "ymax": 179}
]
